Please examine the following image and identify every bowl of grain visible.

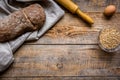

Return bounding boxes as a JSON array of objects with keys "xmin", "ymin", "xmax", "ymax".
[{"xmin": 98, "ymin": 27, "xmax": 120, "ymax": 53}]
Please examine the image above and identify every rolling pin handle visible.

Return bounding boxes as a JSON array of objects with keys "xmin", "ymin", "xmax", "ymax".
[{"xmin": 76, "ymin": 8, "xmax": 94, "ymax": 24}]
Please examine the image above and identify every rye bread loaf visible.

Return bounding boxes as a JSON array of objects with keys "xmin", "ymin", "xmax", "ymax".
[{"xmin": 0, "ymin": 4, "xmax": 45, "ymax": 42}]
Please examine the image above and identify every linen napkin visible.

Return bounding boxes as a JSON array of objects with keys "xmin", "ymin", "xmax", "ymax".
[{"xmin": 0, "ymin": 0, "xmax": 64, "ymax": 72}]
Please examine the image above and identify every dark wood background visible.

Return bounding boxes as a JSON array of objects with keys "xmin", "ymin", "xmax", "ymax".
[{"xmin": 0, "ymin": 0, "xmax": 120, "ymax": 80}]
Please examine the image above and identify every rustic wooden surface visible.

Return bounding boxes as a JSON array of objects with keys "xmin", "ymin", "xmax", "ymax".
[{"xmin": 0, "ymin": 0, "xmax": 120, "ymax": 80}]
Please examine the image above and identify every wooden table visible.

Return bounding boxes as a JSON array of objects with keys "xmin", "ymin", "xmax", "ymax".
[{"xmin": 0, "ymin": 0, "xmax": 120, "ymax": 80}]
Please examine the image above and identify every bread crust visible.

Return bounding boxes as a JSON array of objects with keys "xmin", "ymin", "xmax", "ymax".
[{"xmin": 0, "ymin": 4, "xmax": 46, "ymax": 42}]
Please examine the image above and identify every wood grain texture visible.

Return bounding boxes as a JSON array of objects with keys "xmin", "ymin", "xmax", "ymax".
[
  {"xmin": 27, "ymin": 13, "xmax": 120, "ymax": 44},
  {"xmin": 73, "ymin": 0, "xmax": 120, "ymax": 12},
  {"xmin": 0, "ymin": 77, "xmax": 120, "ymax": 80},
  {"xmin": 0, "ymin": 45, "xmax": 120, "ymax": 77},
  {"xmin": 1, "ymin": 0, "xmax": 120, "ymax": 80}
]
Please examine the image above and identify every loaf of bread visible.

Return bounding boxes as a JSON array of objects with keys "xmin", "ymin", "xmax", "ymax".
[{"xmin": 0, "ymin": 4, "xmax": 46, "ymax": 42}]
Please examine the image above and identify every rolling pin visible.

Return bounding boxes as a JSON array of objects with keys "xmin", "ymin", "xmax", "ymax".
[{"xmin": 55, "ymin": 0, "xmax": 94, "ymax": 24}]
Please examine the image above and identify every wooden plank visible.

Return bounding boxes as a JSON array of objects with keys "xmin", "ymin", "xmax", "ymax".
[
  {"xmin": 0, "ymin": 77, "xmax": 120, "ymax": 80},
  {"xmin": 0, "ymin": 45, "xmax": 120, "ymax": 77},
  {"xmin": 26, "ymin": 13, "xmax": 120, "ymax": 44},
  {"xmin": 73, "ymin": 0, "xmax": 120, "ymax": 12}
]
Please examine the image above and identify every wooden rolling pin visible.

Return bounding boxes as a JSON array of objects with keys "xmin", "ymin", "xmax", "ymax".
[{"xmin": 55, "ymin": 0, "xmax": 94, "ymax": 24}]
